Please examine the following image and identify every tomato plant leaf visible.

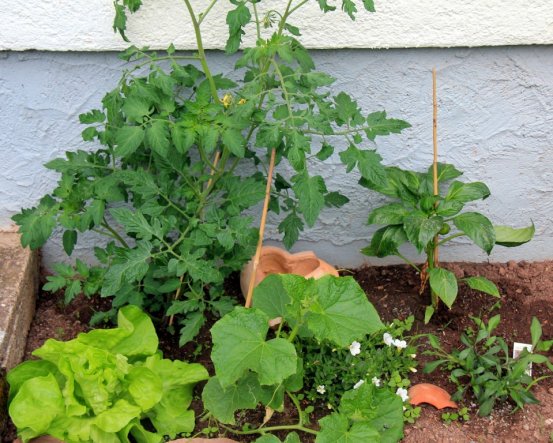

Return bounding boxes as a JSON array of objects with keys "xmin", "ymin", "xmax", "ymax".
[
  {"xmin": 365, "ymin": 110, "xmax": 411, "ymax": 141},
  {"xmin": 115, "ymin": 126, "xmax": 145, "ymax": 157},
  {"xmin": 292, "ymin": 172, "xmax": 327, "ymax": 227}
]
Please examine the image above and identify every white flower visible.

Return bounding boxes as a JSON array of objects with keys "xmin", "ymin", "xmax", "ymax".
[
  {"xmin": 396, "ymin": 387, "xmax": 409, "ymax": 402},
  {"xmin": 353, "ymin": 379, "xmax": 365, "ymax": 389},
  {"xmin": 409, "ymin": 367, "xmax": 417, "ymax": 373},
  {"xmin": 349, "ymin": 341, "xmax": 361, "ymax": 356},
  {"xmin": 393, "ymin": 339, "xmax": 407, "ymax": 349},
  {"xmin": 383, "ymin": 332, "xmax": 394, "ymax": 346},
  {"xmin": 409, "ymin": 353, "xmax": 417, "ymax": 359},
  {"xmin": 371, "ymin": 377, "xmax": 381, "ymax": 387},
  {"xmin": 317, "ymin": 385, "xmax": 326, "ymax": 394}
]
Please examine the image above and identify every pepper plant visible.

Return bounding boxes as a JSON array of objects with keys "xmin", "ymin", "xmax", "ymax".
[
  {"xmin": 202, "ymin": 274, "xmax": 406, "ymax": 442},
  {"xmin": 360, "ymin": 162, "xmax": 534, "ymax": 322},
  {"xmin": 13, "ymin": 0, "xmax": 409, "ymax": 344}
]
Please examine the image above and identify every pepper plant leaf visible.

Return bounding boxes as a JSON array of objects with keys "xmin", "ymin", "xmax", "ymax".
[
  {"xmin": 446, "ymin": 181, "xmax": 490, "ymax": 203},
  {"xmin": 361, "ymin": 225, "xmax": 407, "ymax": 258},
  {"xmin": 210, "ymin": 307, "xmax": 297, "ymax": 388},
  {"xmin": 494, "ymin": 223, "xmax": 535, "ymax": 247},
  {"xmin": 453, "ymin": 212, "xmax": 496, "ymax": 254},
  {"xmin": 463, "ymin": 276, "xmax": 500, "ymax": 297},
  {"xmin": 367, "ymin": 203, "xmax": 409, "ymax": 225},
  {"xmin": 428, "ymin": 268, "xmax": 458, "ymax": 308}
]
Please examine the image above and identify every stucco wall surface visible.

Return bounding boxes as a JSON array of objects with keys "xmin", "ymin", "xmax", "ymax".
[
  {"xmin": 1, "ymin": 46, "xmax": 552, "ymax": 267},
  {"xmin": 2, "ymin": 0, "xmax": 553, "ymax": 51}
]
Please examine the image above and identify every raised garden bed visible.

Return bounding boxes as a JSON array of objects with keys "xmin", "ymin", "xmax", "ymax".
[{"xmin": 4, "ymin": 260, "xmax": 553, "ymax": 443}]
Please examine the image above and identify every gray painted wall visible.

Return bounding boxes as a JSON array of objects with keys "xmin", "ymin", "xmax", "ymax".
[{"xmin": 1, "ymin": 46, "xmax": 552, "ymax": 268}]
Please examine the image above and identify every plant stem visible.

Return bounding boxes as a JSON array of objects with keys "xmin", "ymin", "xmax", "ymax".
[
  {"xmin": 223, "ymin": 423, "xmax": 318, "ymax": 436},
  {"xmin": 287, "ymin": 391, "xmax": 304, "ymax": 426},
  {"xmin": 427, "ymin": 246, "xmax": 438, "ymax": 308},
  {"xmin": 287, "ymin": 321, "xmax": 302, "ymax": 342},
  {"xmin": 438, "ymin": 232, "xmax": 466, "ymax": 246},
  {"xmin": 197, "ymin": 0, "xmax": 219, "ymax": 25},
  {"xmin": 288, "ymin": 0, "xmax": 310, "ymax": 16},
  {"xmin": 252, "ymin": 2, "xmax": 262, "ymax": 39},
  {"xmin": 182, "ymin": 0, "xmax": 219, "ymax": 102},
  {"xmin": 396, "ymin": 251, "xmax": 422, "ymax": 273},
  {"xmin": 100, "ymin": 219, "xmax": 129, "ymax": 248}
]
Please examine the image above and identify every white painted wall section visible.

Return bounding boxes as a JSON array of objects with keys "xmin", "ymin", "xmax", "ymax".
[{"xmin": 2, "ymin": 0, "xmax": 553, "ymax": 51}]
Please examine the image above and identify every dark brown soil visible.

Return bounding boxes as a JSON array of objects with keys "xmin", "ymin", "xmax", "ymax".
[
  {"xmin": 3, "ymin": 260, "xmax": 553, "ymax": 443},
  {"xmin": 352, "ymin": 260, "xmax": 553, "ymax": 443}
]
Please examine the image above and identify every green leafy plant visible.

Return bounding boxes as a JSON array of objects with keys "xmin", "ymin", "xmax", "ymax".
[
  {"xmin": 424, "ymin": 315, "xmax": 553, "ymax": 416},
  {"xmin": 201, "ymin": 274, "xmax": 405, "ymax": 441},
  {"xmin": 13, "ymin": 0, "xmax": 409, "ymax": 345},
  {"xmin": 299, "ymin": 316, "xmax": 418, "ymax": 409},
  {"xmin": 360, "ymin": 162, "xmax": 535, "ymax": 321},
  {"xmin": 7, "ymin": 306, "xmax": 208, "ymax": 442},
  {"xmin": 441, "ymin": 407, "xmax": 469, "ymax": 424}
]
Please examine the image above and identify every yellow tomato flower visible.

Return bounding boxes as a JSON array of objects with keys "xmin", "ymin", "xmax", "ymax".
[{"xmin": 220, "ymin": 93, "xmax": 233, "ymax": 108}]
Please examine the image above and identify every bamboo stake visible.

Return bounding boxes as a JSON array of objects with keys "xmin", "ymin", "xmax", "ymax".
[
  {"xmin": 168, "ymin": 150, "xmax": 221, "ymax": 327},
  {"xmin": 245, "ymin": 148, "xmax": 277, "ymax": 308},
  {"xmin": 207, "ymin": 150, "xmax": 221, "ymax": 190},
  {"xmin": 432, "ymin": 68, "xmax": 439, "ymax": 265}
]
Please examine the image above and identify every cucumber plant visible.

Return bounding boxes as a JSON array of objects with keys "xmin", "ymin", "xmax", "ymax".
[
  {"xmin": 12, "ymin": 0, "xmax": 409, "ymax": 345},
  {"xmin": 202, "ymin": 274, "xmax": 406, "ymax": 442},
  {"xmin": 360, "ymin": 162, "xmax": 535, "ymax": 322}
]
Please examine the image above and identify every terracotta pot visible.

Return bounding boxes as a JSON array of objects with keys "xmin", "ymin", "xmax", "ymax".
[
  {"xmin": 408, "ymin": 383, "xmax": 458, "ymax": 410},
  {"xmin": 240, "ymin": 246, "xmax": 338, "ymax": 297}
]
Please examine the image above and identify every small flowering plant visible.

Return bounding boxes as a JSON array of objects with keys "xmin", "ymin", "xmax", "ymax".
[{"xmin": 299, "ymin": 315, "xmax": 419, "ymax": 410}]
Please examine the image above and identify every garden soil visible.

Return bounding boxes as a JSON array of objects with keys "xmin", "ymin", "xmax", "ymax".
[{"xmin": 3, "ymin": 260, "xmax": 553, "ymax": 443}]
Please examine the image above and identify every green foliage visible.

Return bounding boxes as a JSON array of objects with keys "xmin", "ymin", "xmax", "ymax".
[
  {"xmin": 14, "ymin": 0, "xmax": 409, "ymax": 345},
  {"xmin": 203, "ymin": 274, "xmax": 395, "ymax": 439},
  {"xmin": 424, "ymin": 315, "xmax": 553, "ymax": 417},
  {"xmin": 298, "ymin": 316, "xmax": 417, "ymax": 409},
  {"xmin": 317, "ymin": 382, "xmax": 404, "ymax": 442},
  {"xmin": 361, "ymin": 162, "xmax": 534, "ymax": 320},
  {"xmin": 7, "ymin": 306, "xmax": 208, "ymax": 443},
  {"xmin": 441, "ymin": 407, "xmax": 469, "ymax": 424}
]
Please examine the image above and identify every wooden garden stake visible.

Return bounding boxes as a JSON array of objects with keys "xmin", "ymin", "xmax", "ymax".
[
  {"xmin": 245, "ymin": 148, "xmax": 277, "ymax": 308},
  {"xmin": 169, "ymin": 150, "xmax": 221, "ymax": 326},
  {"xmin": 432, "ymin": 68, "xmax": 440, "ymax": 265}
]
